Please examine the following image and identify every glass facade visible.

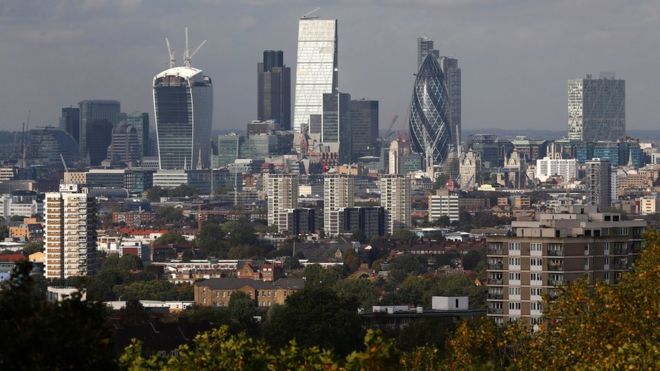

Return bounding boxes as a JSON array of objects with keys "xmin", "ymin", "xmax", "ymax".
[
  {"xmin": 568, "ymin": 73, "xmax": 625, "ymax": 142},
  {"xmin": 28, "ymin": 127, "xmax": 81, "ymax": 168},
  {"xmin": 258, "ymin": 51, "xmax": 291, "ymax": 130},
  {"xmin": 349, "ymin": 99, "xmax": 379, "ymax": 160},
  {"xmin": 153, "ymin": 67, "xmax": 213, "ymax": 170},
  {"xmin": 293, "ymin": 19, "xmax": 338, "ymax": 133},
  {"xmin": 409, "ymin": 54, "xmax": 452, "ymax": 165},
  {"xmin": 78, "ymin": 100, "xmax": 120, "ymax": 156}
]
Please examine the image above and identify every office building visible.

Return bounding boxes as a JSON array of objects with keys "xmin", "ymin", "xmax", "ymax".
[
  {"xmin": 439, "ymin": 56, "xmax": 461, "ymax": 148},
  {"xmin": 535, "ymin": 157, "xmax": 578, "ymax": 183},
  {"xmin": 380, "ymin": 174, "xmax": 411, "ymax": 235},
  {"xmin": 321, "ymin": 92, "xmax": 351, "ymax": 164},
  {"xmin": 349, "ymin": 99, "xmax": 379, "ymax": 160},
  {"xmin": 486, "ymin": 210, "xmax": 645, "ymax": 326},
  {"xmin": 267, "ymin": 174, "xmax": 299, "ymax": 233},
  {"xmin": 286, "ymin": 208, "xmax": 317, "ymax": 235},
  {"xmin": 568, "ymin": 73, "xmax": 625, "ymax": 142},
  {"xmin": 293, "ymin": 18, "xmax": 338, "ymax": 133},
  {"xmin": 586, "ymin": 159, "xmax": 612, "ymax": 210},
  {"xmin": 340, "ymin": 207, "xmax": 386, "ymax": 239},
  {"xmin": 106, "ymin": 122, "xmax": 141, "ymax": 165},
  {"xmin": 323, "ymin": 174, "xmax": 355, "ymax": 235},
  {"xmin": 60, "ymin": 107, "xmax": 80, "ymax": 145},
  {"xmin": 416, "ymin": 37, "xmax": 439, "ymax": 68},
  {"xmin": 27, "ymin": 127, "xmax": 81, "ymax": 168},
  {"xmin": 409, "ymin": 54, "xmax": 452, "ymax": 167},
  {"xmin": 258, "ymin": 50, "xmax": 291, "ymax": 130},
  {"xmin": 86, "ymin": 119, "xmax": 113, "ymax": 166},
  {"xmin": 153, "ymin": 43, "xmax": 213, "ymax": 170},
  {"xmin": 121, "ymin": 112, "xmax": 150, "ymax": 156},
  {"xmin": 44, "ymin": 184, "xmax": 98, "ymax": 280},
  {"xmin": 78, "ymin": 100, "xmax": 120, "ymax": 157}
]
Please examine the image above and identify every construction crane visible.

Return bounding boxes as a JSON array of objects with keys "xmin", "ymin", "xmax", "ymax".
[
  {"xmin": 60, "ymin": 153, "xmax": 69, "ymax": 172},
  {"xmin": 302, "ymin": 7, "xmax": 320, "ymax": 19},
  {"xmin": 384, "ymin": 115, "xmax": 399, "ymax": 140}
]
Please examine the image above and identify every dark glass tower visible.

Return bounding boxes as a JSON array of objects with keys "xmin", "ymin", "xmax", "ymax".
[
  {"xmin": 60, "ymin": 107, "xmax": 80, "ymax": 145},
  {"xmin": 86, "ymin": 120, "xmax": 113, "ymax": 166},
  {"xmin": 258, "ymin": 50, "xmax": 291, "ymax": 130},
  {"xmin": 349, "ymin": 99, "xmax": 379, "ymax": 160},
  {"xmin": 322, "ymin": 92, "xmax": 351, "ymax": 164},
  {"xmin": 78, "ymin": 100, "xmax": 120, "ymax": 157},
  {"xmin": 409, "ymin": 54, "xmax": 452, "ymax": 165}
]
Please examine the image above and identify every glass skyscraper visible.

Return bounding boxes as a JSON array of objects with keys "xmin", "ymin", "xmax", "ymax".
[
  {"xmin": 78, "ymin": 100, "xmax": 120, "ymax": 157},
  {"xmin": 568, "ymin": 72, "xmax": 625, "ymax": 142},
  {"xmin": 258, "ymin": 50, "xmax": 291, "ymax": 130},
  {"xmin": 409, "ymin": 54, "xmax": 452, "ymax": 166},
  {"xmin": 153, "ymin": 66, "xmax": 213, "ymax": 170},
  {"xmin": 293, "ymin": 18, "xmax": 338, "ymax": 133},
  {"xmin": 59, "ymin": 107, "xmax": 80, "ymax": 145}
]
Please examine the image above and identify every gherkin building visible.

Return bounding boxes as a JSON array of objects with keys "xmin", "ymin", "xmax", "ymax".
[{"xmin": 408, "ymin": 54, "xmax": 452, "ymax": 165}]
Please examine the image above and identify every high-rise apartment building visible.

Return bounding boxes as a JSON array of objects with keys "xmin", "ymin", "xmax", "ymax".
[
  {"xmin": 409, "ymin": 54, "xmax": 452, "ymax": 167},
  {"xmin": 349, "ymin": 99, "xmax": 379, "ymax": 160},
  {"xmin": 258, "ymin": 50, "xmax": 291, "ymax": 130},
  {"xmin": 321, "ymin": 92, "xmax": 351, "ymax": 164},
  {"xmin": 535, "ymin": 157, "xmax": 578, "ymax": 183},
  {"xmin": 267, "ymin": 174, "xmax": 299, "ymax": 233},
  {"xmin": 568, "ymin": 73, "xmax": 625, "ymax": 142},
  {"xmin": 586, "ymin": 159, "xmax": 612, "ymax": 210},
  {"xmin": 153, "ymin": 38, "xmax": 213, "ymax": 170},
  {"xmin": 44, "ymin": 184, "xmax": 98, "ymax": 280},
  {"xmin": 78, "ymin": 100, "xmax": 121, "ymax": 157},
  {"xmin": 293, "ymin": 18, "xmax": 338, "ymax": 133},
  {"xmin": 60, "ymin": 107, "xmax": 80, "ymax": 145},
  {"xmin": 323, "ymin": 174, "xmax": 355, "ymax": 236},
  {"xmin": 486, "ymin": 209, "xmax": 645, "ymax": 326},
  {"xmin": 429, "ymin": 188, "xmax": 459, "ymax": 222},
  {"xmin": 380, "ymin": 174, "xmax": 411, "ymax": 235}
]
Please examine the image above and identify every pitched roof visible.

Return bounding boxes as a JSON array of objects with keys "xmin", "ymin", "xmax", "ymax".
[{"xmin": 195, "ymin": 277, "xmax": 305, "ymax": 290}]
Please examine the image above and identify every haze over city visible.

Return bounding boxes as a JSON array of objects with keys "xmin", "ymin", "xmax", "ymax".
[{"xmin": 1, "ymin": 0, "xmax": 660, "ymax": 132}]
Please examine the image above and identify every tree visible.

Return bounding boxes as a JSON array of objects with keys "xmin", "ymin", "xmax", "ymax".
[
  {"xmin": 461, "ymin": 249, "xmax": 483, "ymax": 271},
  {"xmin": 351, "ymin": 229, "xmax": 367, "ymax": 244},
  {"xmin": 391, "ymin": 229, "xmax": 416, "ymax": 244},
  {"xmin": 301, "ymin": 264, "xmax": 342, "ymax": 289},
  {"xmin": 195, "ymin": 222, "xmax": 226, "ymax": 257},
  {"xmin": 342, "ymin": 248, "xmax": 361, "ymax": 274},
  {"xmin": 144, "ymin": 186, "xmax": 166, "ymax": 202},
  {"xmin": 264, "ymin": 286, "xmax": 364, "ymax": 355},
  {"xmin": 227, "ymin": 291, "xmax": 259, "ymax": 335},
  {"xmin": 22, "ymin": 241, "xmax": 44, "ymax": 255},
  {"xmin": 333, "ymin": 278, "xmax": 379, "ymax": 310},
  {"xmin": 118, "ymin": 254, "xmax": 143, "ymax": 271},
  {"xmin": 113, "ymin": 280, "xmax": 193, "ymax": 301},
  {"xmin": 153, "ymin": 231, "xmax": 187, "ymax": 245},
  {"xmin": 0, "ymin": 261, "xmax": 116, "ymax": 370}
]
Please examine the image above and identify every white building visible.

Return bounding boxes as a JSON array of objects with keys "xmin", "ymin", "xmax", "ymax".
[
  {"xmin": 293, "ymin": 18, "xmax": 338, "ymax": 133},
  {"xmin": 267, "ymin": 174, "xmax": 298, "ymax": 233},
  {"xmin": 44, "ymin": 184, "xmax": 97, "ymax": 279},
  {"xmin": 380, "ymin": 174, "xmax": 411, "ymax": 235},
  {"xmin": 324, "ymin": 174, "xmax": 354, "ymax": 235},
  {"xmin": 429, "ymin": 192, "xmax": 459, "ymax": 222},
  {"xmin": 535, "ymin": 157, "xmax": 578, "ymax": 183},
  {"xmin": 640, "ymin": 195, "xmax": 658, "ymax": 215}
]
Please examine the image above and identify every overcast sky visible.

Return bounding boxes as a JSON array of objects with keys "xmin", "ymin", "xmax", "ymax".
[{"xmin": 1, "ymin": 0, "xmax": 659, "ymax": 134}]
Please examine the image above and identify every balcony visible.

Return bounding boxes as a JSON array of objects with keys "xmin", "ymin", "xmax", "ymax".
[
  {"xmin": 488, "ymin": 263, "xmax": 504, "ymax": 270},
  {"xmin": 488, "ymin": 246, "xmax": 504, "ymax": 255},
  {"xmin": 547, "ymin": 249, "xmax": 563, "ymax": 257},
  {"xmin": 547, "ymin": 262, "xmax": 563, "ymax": 271},
  {"xmin": 488, "ymin": 307, "xmax": 504, "ymax": 315},
  {"xmin": 487, "ymin": 293, "xmax": 504, "ymax": 300},
  {"xmin": 487, "ymin": 278, "xmax": 504, "ymax": 285},
  {"xmin": 611, "ymin": 247, "xmax": 629, "ymax": 255},
  {"xmin": 547, "ymin": 279, "xmax": 563, "ymax": 286}
]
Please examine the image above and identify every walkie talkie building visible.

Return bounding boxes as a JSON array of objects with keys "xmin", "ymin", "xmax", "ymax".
[{"xmin": 409, "ymin": 54, "xmax": 452, "ymax": 166}]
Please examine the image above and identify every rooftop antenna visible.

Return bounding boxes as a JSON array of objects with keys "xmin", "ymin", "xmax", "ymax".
[
  {"xmin": 302, "ymin": 7, "xmax": 320, "ymax": 19},
  {"xmin": 183, "ymin": 27, "xmax": 207, "ymax": 67},
  {"xmin": 165, "ymin": 37, "xmax": 176, "ymax": 68}
]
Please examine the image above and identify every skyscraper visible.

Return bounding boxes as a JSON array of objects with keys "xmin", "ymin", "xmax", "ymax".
[
  {"xmin": 349, "ymin": 99, "xmax": 379, "ymax": 160},
  {"xmin": 153, "ymin": 34, "xmax": 213, "ymax": 170},
  {"xmin": 86, "ymin": 120, "xmax": 113, "ymax": 166},
  {"xmin": 586, "ymin": 158, "xmax": 612, "ymax": 210},
  {"xmin": 409, "ymin": 54, "xmax": 452, "ymax": 167},
  {"xmin": 568, "ymin": 73, "xmax": 625, "ymax": 142},
  {"xmin": 321, "ymin": 92, "xmax": 351, "ymax": 164},
  {"xmin": 324, "ymin": 174, "xmax": 355, "ymax": 236},
  {"xmin": 380, "ymin": 174, "xmax": 411, "ymax": 235},
  {"xmin": 78, "ymin": 100, "xmax": 121, "ymax": 157},
  {"xmin": 417, "ymin": 37, "xmax": 439, "ymax": 68},
  {"xmin": 258, "ymin": 50, "xmax": 291, "ymax": 130},
  {"xmin": 293, "ymin": 18, "xmax": 338, "ymax": 133},
  {"xmin": 267, "ymin": 174, "xmax": 299, "ymax": 233},
  {"xmin": 44, "ymin": 184, "xmax": 98, "ymax": 280},
  {"xmin": 439, "ymin": 56, "xmax": 461, "ymax": 147},
  {"xmin": 121, "ymin": 112, "xmax": 150, "ymax": 156},
  {"xmin": 60, "ymin": 107, "xmax": 80, "ymax": 145},
  {"xmin": 106, "ymin": 122, "xmax": 141, "ymax": 165}
]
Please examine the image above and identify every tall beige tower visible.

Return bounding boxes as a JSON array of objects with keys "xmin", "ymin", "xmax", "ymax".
[
  {"xmin": 44, "ymin": 184, "xmax": 98, "ymax": 280},
  {"xmin": 380, "ymin": 174, "xmax": 411, "ymax": 235},
  {"xmin": 267, "ymin": 174, "xmax": 299, "ymax": 233},
  {"xmin": 324, "ymin": 174, "xmax": 355, "ymax": 236}
]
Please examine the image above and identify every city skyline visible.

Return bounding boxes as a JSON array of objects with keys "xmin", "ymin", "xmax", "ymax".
[{"xmin": 1, "ymin": 1, "xmax": 660, "ymax": 133}]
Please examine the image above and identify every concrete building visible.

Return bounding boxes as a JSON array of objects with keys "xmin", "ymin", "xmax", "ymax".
[
  {"xmin": 429, "ymin": 189, "xmax": 459, "ymax": 222},
  {"xmin": 486, "ymin": 210, "xmax": 645, "ymax": 326},
  {"xmin": 568, "ymin": 73, "xmax": 625, "ymax": 142},
  {"xmin": 535, "ymin": 157, "xmax": 578, "ymax": 183},
  {"xmin": 44, "ymin": 184, "xmax": 98, "ymax": 280},
  {"xmin": 380, "ymin": 174, "xmax": 411, "ymax": 235},
  {"xmin": 323, "ymin": 174, "xmax": 354, "ymax": 235},
  {"xmin": 585, "ymin": 159, "xmax": 612, "ymax": 210},
  {"xmin": 106, "ymin": 122, "xmax": 141, "ymax": 165},
  {"xmin": 267, "ymin": 174, "xmax": 299, "ymax": 233},
  {"xmin": 639, "ymin": 195, "xmax": 658, "ymax": 215}
]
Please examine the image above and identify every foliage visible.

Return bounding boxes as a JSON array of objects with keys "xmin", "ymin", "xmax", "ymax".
[
  {"xmin": 0, "ymin": 224, "xmax": 8, "ymax": 239},
  {"xmin": 461, "ymin": 249, "xmax": 484, "ymax": 270},
  {"xmin": 333, "ymin": 278, "xmax": 379, "ymax": 310},
  {"xmin": 391, "ymin": 229, "xmax": 416, "ymax": 243},
  {"xmin": 264, "ymin": 286, "xmax": 364, "ymax": 355},
  {"xmin": 113, "ymin": 280, "xmax": 193, "ymax": 301},
  {"xmin": 154, "ymin": 206, "xmax": 184, "ymax": 225},
  {"xmin": 342, "ymin": 248, "xmax": 361, "ymax": 274},
  {"xmin": 22, "ymin": 240, "xmax": 44, "ymax": 255},
  {"xmin": 153, "ymin": 232, "xmax": 187, "ymax": 246},
  {"xmin": 0, "ymin": 261, "xmax": 116, "ymax": 370},
  {"xmin": 301, "ymin": 264, "xmax": 342, "ymax": 289},
  {"xmin": 388, "ymin": 254, "xmax": 428, "ymax": 282},
  {"xmin": 195, "ymin": 222, "xmax": 226, "ymax": 257}
]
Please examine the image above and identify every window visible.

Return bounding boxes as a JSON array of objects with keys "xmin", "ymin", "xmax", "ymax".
[
  {"xmin": 531, "ymin": 302, "xmax": 543, "ymax": 311},
  {"xmin": 509, "ymin": 272, "xmax": 521, "ymax": 281},
  {"xmin": 508, "ymin": 287, "xmax": 521, "ymax": 295},
  {"xmin": 508, "ymin": 257, "xmax": 521, "ymax": 266},
  {"xmin": 509, "ymin": 302, "xmax": 521, "ymax": 310},
  {"xmin": 531, "ymin": 288, "xmax": 543, "ymax": 296},
  {"xmin": 530, "ymin": 258, "xmax": 542, "ymax": 266},
  {"xmin": 530, "ymin": 243, "xmax": 542, "ymax": 252},
  {"xmin": 509, "ymin": 242, "xmax": 521, "ymax": 252},
  {"xmin": 531, "ymin": 273, "xmax": 542, "ymax": 281}
]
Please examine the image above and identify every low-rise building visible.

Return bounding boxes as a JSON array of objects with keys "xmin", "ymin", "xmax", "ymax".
[{"xmin": 194, "ymin": 278, "xmax": 305, "ymax": 307}]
